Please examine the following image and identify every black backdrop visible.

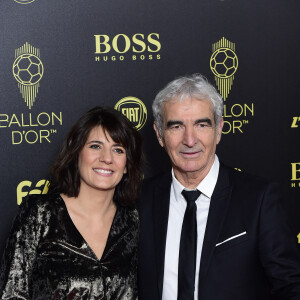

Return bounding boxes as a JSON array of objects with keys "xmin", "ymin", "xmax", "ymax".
[{"xmin": 0, "ymin": 0, "xmax": 299, "ymax": 256}]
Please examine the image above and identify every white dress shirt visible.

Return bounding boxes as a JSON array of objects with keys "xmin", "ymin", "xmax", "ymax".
[{"xmin": 162, "ymin": 155, "xmax": 220, "ymax": 300}]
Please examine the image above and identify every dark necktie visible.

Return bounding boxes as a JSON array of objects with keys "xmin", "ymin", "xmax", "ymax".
[{"xmin": 178, "ymin": 189, "xmax": 201, "ymax": 300}]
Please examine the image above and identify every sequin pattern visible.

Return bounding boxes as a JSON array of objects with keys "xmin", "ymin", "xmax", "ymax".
[{"xmin": 0, "ymin": 194, "xmax": 138, "ymax": 300}]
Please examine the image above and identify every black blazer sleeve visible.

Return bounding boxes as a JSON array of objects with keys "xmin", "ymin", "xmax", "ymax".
[{"xmin": 257, "ymin": 182, "xmax": 300, "ymax": 299}]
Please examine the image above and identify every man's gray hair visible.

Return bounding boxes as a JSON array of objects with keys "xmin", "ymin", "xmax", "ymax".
[{"xmin": 152, "ymin": 74, "xmax": 224, "ymax": 134}]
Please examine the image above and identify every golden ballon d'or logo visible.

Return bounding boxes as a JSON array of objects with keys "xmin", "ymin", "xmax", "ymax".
[
  {"xmin": 14, "ymin": 0, "xmax": 36, "ymax": 4},
  {"xmin": 210, "ymin": 37, "xmax": 238, "ymax": 101},
  {"xmin": 114, "ymin": 97, "xmax": 147, "ymax": 130},
  {"xmin": 12, "ymin": 42, "xmax": 44, "ymax": 109}
]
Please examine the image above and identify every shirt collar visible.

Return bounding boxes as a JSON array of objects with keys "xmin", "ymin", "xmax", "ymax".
[{"xmin": 171, "ymin": 154, "xmax": 220, "ymax": 201}]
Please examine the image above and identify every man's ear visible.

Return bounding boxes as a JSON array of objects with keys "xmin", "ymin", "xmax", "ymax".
[
  {"xmin": 153, "ymin": 122, "xmax": 164, "ymax": 147},
  {"xmin": 216, "ymin": 117, "xmax": 224, "ymax": 144}
]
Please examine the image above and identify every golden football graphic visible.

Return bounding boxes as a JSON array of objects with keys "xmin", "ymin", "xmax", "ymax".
[
  {"xmin": 13, "ymin": 54, "xmax": 44, "ymax": 86},
  {"xmin": 210, "ymin": 38, "xmax": 238, "ymax": 100},
  {"xmin": 210, "ymin": 48, "xmax": 238, "ymax": 79},
  {"xmin": 14, "ymin": 0, "xmax": 36, "ymax": 4}
]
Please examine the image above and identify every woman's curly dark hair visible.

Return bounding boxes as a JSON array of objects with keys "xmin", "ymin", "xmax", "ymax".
[{"xmin": 50, "ymin": 106, "xmax": 144, "ymax": 207}]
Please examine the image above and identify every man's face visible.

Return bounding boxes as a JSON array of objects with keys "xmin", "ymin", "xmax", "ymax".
[{"xmin": 154, "ymin": 97, "xmax": 223, "ymax": 183}]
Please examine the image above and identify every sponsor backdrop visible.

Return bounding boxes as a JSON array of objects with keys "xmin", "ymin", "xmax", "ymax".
[{"xmin": 0, "ymin": 0, "xmax": 299, "ymax": 256}]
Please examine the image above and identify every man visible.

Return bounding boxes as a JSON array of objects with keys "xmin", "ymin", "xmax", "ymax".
[{"xmin": 137, "ymin": 74, "xmax": 300, "ymax": 300}]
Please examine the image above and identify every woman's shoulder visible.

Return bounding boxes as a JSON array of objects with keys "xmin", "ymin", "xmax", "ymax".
[
  {"xmin": 19, "ymin": 192, "xmax": 64, "ymax": 215},
  {"xmin": 6, "ymin": 193, "xmax": 64, "ymax": 240},
  {"xmin": 127, "ymin": 207, "xmax": 139, "ymax": 222},
  {"xmin": 118, "ymin": 205, "xmax": 139, "ymax": 226}
]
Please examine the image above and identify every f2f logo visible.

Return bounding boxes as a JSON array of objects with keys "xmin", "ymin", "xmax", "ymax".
[
  {"xmin": 17, "ymin": 179, "xmax": 50, "ymax": 205},
  {"xmin": 291, "ymin": 117, "xmax": 300, "ymax": 128}
]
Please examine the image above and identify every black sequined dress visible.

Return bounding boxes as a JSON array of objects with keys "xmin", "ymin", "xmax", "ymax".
[{"xmin": 0, "ymin": 194, "xmax": 138, "ymax": 300}]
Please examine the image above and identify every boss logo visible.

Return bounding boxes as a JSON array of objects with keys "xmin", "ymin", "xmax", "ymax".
[
  {"xmin": 114, "ymin": 97, "xmax": 147, "ymax": 130},
  {"xmin": 94, "ymin": 33, "xmax": 161, "ymax": 54},
  {"xmin": 291, "ymin": 163, "xmax": 300, "ymax": 181}
]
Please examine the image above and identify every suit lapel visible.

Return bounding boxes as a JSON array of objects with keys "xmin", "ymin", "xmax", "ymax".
[
  {"xmin": 199, "ymin": 164, "xmax": 233, "ymax": 283},
  {"xmin": 153, "ymin": 172, "xmax": 172, "ymax": 299}
]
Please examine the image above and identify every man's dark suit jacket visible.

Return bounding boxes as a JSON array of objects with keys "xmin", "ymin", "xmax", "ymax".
[{"xmin": 137, "ymin": 163, "xmax": 300, "ymax": 300}]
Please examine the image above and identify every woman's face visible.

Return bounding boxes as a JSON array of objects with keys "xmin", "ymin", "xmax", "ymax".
[{"xmin": 78, "ymin": 126, "xmax": 127, "ymax": 194}]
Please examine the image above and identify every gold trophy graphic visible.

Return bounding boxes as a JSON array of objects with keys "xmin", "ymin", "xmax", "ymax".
[
  {"xmin": 210, "ymin": 37, "xmax": 238, "ymax": 101},
  {"xmin": 13, "ymin": 42, "xmax": 44, "ymax": 109}
]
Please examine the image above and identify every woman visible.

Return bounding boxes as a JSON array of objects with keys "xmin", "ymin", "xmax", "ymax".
[{"xmin": 0, "ymin": 106, "xmax": 144, "ymax": 299}]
